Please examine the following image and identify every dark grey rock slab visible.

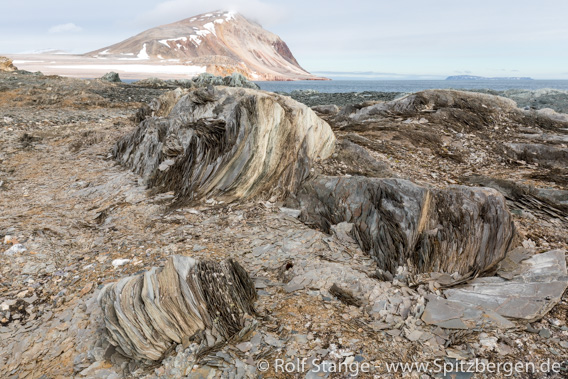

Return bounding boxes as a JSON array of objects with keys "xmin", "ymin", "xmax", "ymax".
[{"xmin": 444, "ymin": 250, "xmax": 568, "ymax": 322}]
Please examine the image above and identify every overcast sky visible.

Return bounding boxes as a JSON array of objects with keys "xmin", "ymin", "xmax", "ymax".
[{"xmin": 1, "ymin": 0, "xmax": 567, "ymax": 79}]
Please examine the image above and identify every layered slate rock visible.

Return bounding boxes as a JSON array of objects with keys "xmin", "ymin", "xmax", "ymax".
[
  {"xmin": 193, "ymin": 72, "xmax": 260, "ymax": 90},
  {"xmin": 114, "ymin": 86, "xmax": 335, "ymax": 202},
  {"xmin": 343, "ymin": 89, "xmax": 518, "ymax": 124},
  {"xmin": 444, "ymin": 249, "xmax": 568, "ymax": 321},
  {"xmin": 296, "ymin": 176, "xmax": 516, "ymax": 276},
  {"xmin": 100, "ymin": 72, "xmax": 121, "ymax": 83},
  {"xmin": 333, "ymin": 89, "xmax": 568, "ymax": 132},
  {"xmin": 423, "ymin": 249, "xmax": 568, "ymax": 328},
  {"xmin": 504, "ymin": 142, "xmax": 568, "ymax": 168},
  {"xmin": 0, "ymin": 56, "xmax": 17, "ymax": 72},
  {"xmin": 462, "ymin": 175, "xmax": 568, "ymax": 224},
  {"xmin": 97, "ymin": 255, "xmax": 257, "ymax": 361}
]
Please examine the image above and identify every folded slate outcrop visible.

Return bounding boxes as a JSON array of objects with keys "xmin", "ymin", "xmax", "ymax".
[
  {"xmin": 114, "ymin": 86, "xmax": 335, "ymax": 202},
  {"xmin": 504, "ymin": 142, "xmax": 568, "ymax": 168},
  {"xmin": 97, "ymin": 255, "xmax": 257, "ymax": 361},
  {"xmin": 0, "ymin": 56, "xmax": 17, "ymax": 72},
  {"xmin": 296, "ymin": 176, "xmax": 516, "ymax": 277},
  {"xmin": 343, "ymin": 90, "xmax": 518, "ymax": 123},
  {"xmin": 333, "ymin": 89, "xmax": 568, "ymax": 133}
]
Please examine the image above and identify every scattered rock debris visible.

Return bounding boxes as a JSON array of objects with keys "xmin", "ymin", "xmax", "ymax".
[{"xmin": 0, "ymin": 71, "xmax": 567, "ymax": 378}]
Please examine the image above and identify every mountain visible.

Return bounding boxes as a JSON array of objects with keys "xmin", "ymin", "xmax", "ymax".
[
  {"xmin": 446, "ymin": 75, "xmax": 533, "ymax": 81},
  {"xmin": 86, "ymin": 11, "xmax": 326, "ymax": 81}
]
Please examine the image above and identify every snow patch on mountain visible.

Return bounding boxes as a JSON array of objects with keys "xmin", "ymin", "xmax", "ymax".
[
  {"xmin": 202, "ymin": 23, "xmax": 217, "ymax": 36},
  {"xmin": 137, "ymin": 44, "xmax": 149, "ymax": 59}
]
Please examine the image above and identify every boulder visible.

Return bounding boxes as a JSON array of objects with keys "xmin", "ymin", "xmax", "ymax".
[
  {"xmin": 504, "ymin": 142, "xmax": 568, "ymax": 168},
  {"xmin": 296, "ymin": 176, "xmax": 516, "ymax": 277},
  {"xmin": 222, "ymin": 73, "xmax": 260, "ymax": 90},
  {"xmin": 345, "ymin": 90, "xmax": 518, "ymax": 123},
  {"xmin": 462, "ymin": 175, "xmax": 568, "ymax": 223},
  {"xmin": 98, "ymin": 255, "xmax": 257, "ymax": 361},
  {"xmin": 536, "ymin": 108, "xmax": 568, "ymax": 123},
  {"xmin": 133, "ymin": 77, "xmax": 170, "ymax": 88},
  {"xmin": 192, "ymin": 73, "xmax": 224, "ymax": 86},
  {"xmin": 114, "ymin": 86, "xmax": 335, "ymax": 202},
  {"xmin": 190, "ymin": 73, "xmax": 259, "ymax": 90},
  {"xmin": 0, "ymin": 56, "xmax": 17, "ymax": 72},
  {"xmin": 311, "ymin": 104, "xmax": 340, "ymax": 115},
  {"xmin": 100, "ymin": 72, "xmax": 121, "ymax": 83}
]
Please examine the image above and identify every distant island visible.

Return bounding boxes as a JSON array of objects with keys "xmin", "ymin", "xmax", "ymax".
[{"xmin": 446, "ymin": 75, "xmax": 533, "ymax": 81}]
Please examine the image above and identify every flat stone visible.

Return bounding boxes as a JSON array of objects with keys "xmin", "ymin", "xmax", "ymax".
[
  {"xmin": 436, "ymin": 318, "xmax": 469, "ymax": 330},
  {"xmin": 284, "ymin": 276, "xmax": 311, "ymax": 293},
  {"xmin": 235, "ymin": 342, "xmax": 252, "ymax": 352},
  {"xmin": 405, "ymin": 329, "xmax": 423, "ymax": 341},
  {"xmin": 386, "ymin": 329, "xmax": 401, "ymax": 337},
  {"xmin": 539, "ymin": 328, "xmax": 552, "ymax": 338},
  {"xmin": 263, "ymin": 334, "xmax": 285, "ymax": 348},
  {"xmin": 111, "ymin": 258, "xmax": 130, "ymax": 268},
  {"xmin": 4, "ymin": 244, "xmax": 26, "ymax": 256},
  {"xmin": 422, "ymin": 295, "xmax": 514, "ymax": 330},
  {"xmin": 279, "ymin": 207, "xmax": 302, "ymax": 218},
  {"xmin": 252, "ymin": 244, "xmax": 274, "ymax": 257},
  {"xmin": 421, "ymin": 297, "xmax": 464, "ymax": 324},
  {"xmin": 444, "ymin": 250, "xmax": 568, "ymax": 322}
]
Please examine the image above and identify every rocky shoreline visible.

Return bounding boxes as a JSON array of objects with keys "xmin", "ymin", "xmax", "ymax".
[
  {"xmin": 1, "ymin": 66, "xmax": 567, "ymax": 379},
  {"xmin": 283, "ymin": 88, "xmax": 568, "ymax": 115}
]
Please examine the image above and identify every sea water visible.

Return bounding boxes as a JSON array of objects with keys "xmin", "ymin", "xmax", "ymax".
[{"xmin": 254, "ymin": 80, "xmax": 568, "ymax": 93}]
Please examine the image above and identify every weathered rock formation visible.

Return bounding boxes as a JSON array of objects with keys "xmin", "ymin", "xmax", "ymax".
[
  {"xmin": 332, "ymin": 89, "xmax": 568, "ymax": 132},
  {"xmin": 193, "ymin": 72, "xmax": 260, "ymax": 89},
  {"xmin": 98, "ymin": 255, "xmax": 257, "ymax": 361},
  {"xmin": 339, "ymin": 89, "xmax": 518, "ymax": 125},
  {"xmin": 462, "ymin": 175, "xmax": 568, "ymax": 224},
  {"xmin": 504, "ymin": 142, "xmax": 568, "ymax": 168},
  {"xmin": 100, "ymin": 72, "xmax": 121, "ymax": 83},
  {"xmin": 132, "ymin": 73, "xmax": 259, "ymax": 91},
  {"xmin": 0, "ymin": 56, "xmax": 17, "ymax": 72},
  {"xmin": 444, "ymin": 249, "xmax": 568, "ymax": 321},
  {"xmin": 114, "ymin": 86, "xmax": 336, "ymax": 202},
  {"xmin": 295, "ymin": 176, "xmax": 516, "ymax": 277}
]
